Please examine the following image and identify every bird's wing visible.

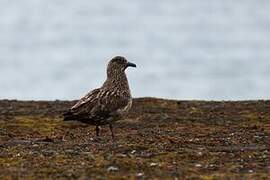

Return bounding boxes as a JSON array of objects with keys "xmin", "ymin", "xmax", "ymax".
[
  {"xmin": 70, "ymin": 88, "xmax": 130, "ymax": 119},
  {"xmin": 99, "ymin": 90, "xmax": 131, "ymax": 114},
  {"xmin": 70, "ymin": 88, "xmax": 101, "ymax": 112}
]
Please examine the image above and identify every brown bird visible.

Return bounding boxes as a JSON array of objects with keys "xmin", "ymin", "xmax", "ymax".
[{"xmin": 63, "ymin": 56, "xmax": 136, "ymax": 142}]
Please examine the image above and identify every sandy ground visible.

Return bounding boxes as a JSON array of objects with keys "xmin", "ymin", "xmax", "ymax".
[{"xmin": 0, "ymin": 98, "xmax": 270, "ymax": 179}]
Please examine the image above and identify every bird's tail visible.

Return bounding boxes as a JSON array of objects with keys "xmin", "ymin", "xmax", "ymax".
[{"xmin": 63, "ymin": 111, "xmax": 75, "ymax": 121}]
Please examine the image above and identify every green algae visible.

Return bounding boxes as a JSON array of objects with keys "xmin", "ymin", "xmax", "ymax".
[{"xmin": 0, "ymin": 116, "xmax": 62, "ymax": 136}]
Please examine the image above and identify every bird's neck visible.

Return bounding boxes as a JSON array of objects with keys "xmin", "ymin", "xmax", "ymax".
[{"xmin": 103, "ymin": 72, "xmax": 130, "ymax": 90}]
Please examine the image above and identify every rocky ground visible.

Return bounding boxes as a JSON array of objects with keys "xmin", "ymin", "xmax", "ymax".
[{"xmin": 0, "ymin": 98, "xmax": 270, "ymax": 179}]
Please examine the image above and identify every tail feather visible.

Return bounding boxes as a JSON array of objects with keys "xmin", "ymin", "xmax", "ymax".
[
  {"xmin": 63, "ymin": 111, "xmax": 75, "ymax": 121},
  {"xmin": 63, "ymin": 111, "xmax": 88, "ymax": 122}
]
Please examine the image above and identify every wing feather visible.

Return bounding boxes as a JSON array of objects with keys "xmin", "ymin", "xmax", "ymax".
[
  {"xmin": 71, "ymin": 88, "xmax": 101, "ymax": 111},
  {"xmin": 69, "ymin": 88, "xmax": 130, "ymax": 123}
]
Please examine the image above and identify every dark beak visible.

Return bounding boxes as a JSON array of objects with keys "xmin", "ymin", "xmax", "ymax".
[{"xmin": 127, "ymin": 62, "xmax": 137, "ymax": 68}]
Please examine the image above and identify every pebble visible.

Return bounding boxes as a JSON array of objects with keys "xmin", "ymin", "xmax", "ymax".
[
  {"xmin": 42, "ymin": 150, "xmax": 57, "ymax": 156},
  {"xmin": 107, "ymin": 166, "xmax": 119, "ymax": 172},
  {"xmin": 116, "ymin": 153, "xmax": 127, "ymax": 158},
  {"xmin": 150, "ymin": 162, "xmax": 158, "ymax": 167},
  {"xmin": 65, "ymin": 149, "xmax": 80, "ymax": 155},
  {"xmin": 136, "ymin": 172, "xmax": 144, "ymax": 177}
]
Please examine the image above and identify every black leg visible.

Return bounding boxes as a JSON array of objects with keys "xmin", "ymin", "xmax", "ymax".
[
  {"xmin": 109, "ymin": 124, "xmax": 115, "ymax": 142},
  {"xmin": 96, "ymin": 126, "xmax": 100, "ymax": 137}
]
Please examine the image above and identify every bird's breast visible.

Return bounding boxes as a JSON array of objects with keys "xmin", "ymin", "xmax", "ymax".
[{"xmin": 117, "ymin": 98, "xmax": 133, "ymax": 115}]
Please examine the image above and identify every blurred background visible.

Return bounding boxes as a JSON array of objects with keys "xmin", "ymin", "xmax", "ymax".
[{"xmin": 1, "ymin": 0, "xmax": 270, "ymax": 100}]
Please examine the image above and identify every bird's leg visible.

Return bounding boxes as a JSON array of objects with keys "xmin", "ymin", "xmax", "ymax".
[
  {"xmin": 109, "ymin": 124, "xmax": 115, "ymax": 143},
  {"xmin": 96, "ymin": 126, "xmax": 100, "ymax": 137},
  {"xmin": 91, "ymin": 126, "xmax": 102, "ymax": 143}
]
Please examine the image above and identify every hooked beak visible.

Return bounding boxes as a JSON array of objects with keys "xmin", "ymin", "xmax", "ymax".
[{"xmin": 126, "ymin": 62, "xmax": 137, "ymax": 68}]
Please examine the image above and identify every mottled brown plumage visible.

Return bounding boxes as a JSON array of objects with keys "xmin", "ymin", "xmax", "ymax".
[{"xmin": 63, "ymin": 56, "xmax": 136, "ymax": 141}]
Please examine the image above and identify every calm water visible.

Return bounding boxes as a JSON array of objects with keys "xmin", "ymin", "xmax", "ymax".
[{"xmin": 1, "ymin": 0, "xmax": 270, "ymax": 100}]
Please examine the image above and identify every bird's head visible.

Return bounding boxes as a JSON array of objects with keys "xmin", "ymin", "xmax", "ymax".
[{"xmin": 107, "ymin": 56, "xmax": 136, "ymax": 78}]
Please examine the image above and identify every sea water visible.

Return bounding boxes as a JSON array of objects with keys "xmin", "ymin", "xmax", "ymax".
[{"xmin": 0, "ymin": 0, "xmax": 270, "ymax": 100}]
